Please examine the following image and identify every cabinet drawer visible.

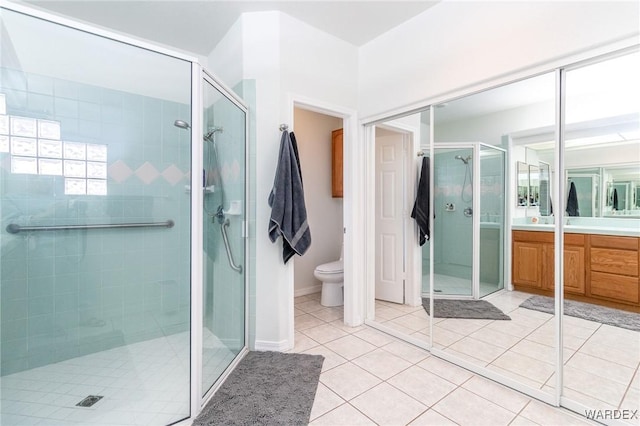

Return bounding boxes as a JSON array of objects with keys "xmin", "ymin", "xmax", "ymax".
[
  {"xmin": 590, "ymin": 235, "xmax": 638, "ymax": 251},
  {"xmin": 590, "ymin": 248, "xmax": 638, "ymax": 276},
  {"xmin": 513, "ymin": 231, "xmax": 553, "ymax": 244},
  {"xmin": 590, "ymin": 271, "xmax": 639, "ymax": 304}
]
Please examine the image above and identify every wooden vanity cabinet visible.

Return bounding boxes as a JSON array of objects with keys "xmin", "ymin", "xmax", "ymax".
[
  {"xmin": 512, "ymin": 231, "xmax": 585, "ymax": 295},
  {"xmin": 512, "ymin": 230, "xmax": 640, "ymax": 312}
]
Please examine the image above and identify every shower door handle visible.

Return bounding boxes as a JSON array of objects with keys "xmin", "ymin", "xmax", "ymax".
[{"xmin": 220, "ymin": 219, "xmax": 243, "ymax": 274}]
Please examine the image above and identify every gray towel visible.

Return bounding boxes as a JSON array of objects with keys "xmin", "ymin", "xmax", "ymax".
[
  {"xmin": 566, "ymin": 181, "xmax": 580, "ymax": 217},
  {"xmin": 268, "ymin": 130, "xmax": 311, "ymax": 263},
  {"xmin": 411, "ymin": 157, "xmax": 430, "ymax": 245}
]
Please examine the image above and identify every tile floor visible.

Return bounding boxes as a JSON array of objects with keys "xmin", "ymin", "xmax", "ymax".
[
  {"xmin": 293, "ymin": 292, "xmax": 606, "ymax": 426},
  {"xmin": 371, "ymin": 289, "xmax": 639, "ymax": 418}
]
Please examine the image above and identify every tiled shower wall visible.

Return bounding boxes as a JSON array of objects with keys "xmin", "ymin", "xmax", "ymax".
[{"xmin": 0, "ymin": 67, "xmax": 191, "ymax": 375}]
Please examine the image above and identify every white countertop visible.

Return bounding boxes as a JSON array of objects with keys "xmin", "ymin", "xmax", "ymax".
[{"xmin": 512, "ymin": 223, "xmax": 640, "ymax": 237}]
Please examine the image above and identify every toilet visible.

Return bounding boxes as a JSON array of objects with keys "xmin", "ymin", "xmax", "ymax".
[{"xmin": 314, "ymin": 246, "xmax": 344, "ymax": 307}]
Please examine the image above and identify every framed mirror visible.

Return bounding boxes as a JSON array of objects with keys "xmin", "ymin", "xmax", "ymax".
[
  {"xmin": 529, "ymin": 164, "xmax": 540, "ymax": 206},
  {"xmin": 517, "ymin": 161, "xmax": 529, "ymax": 206}
]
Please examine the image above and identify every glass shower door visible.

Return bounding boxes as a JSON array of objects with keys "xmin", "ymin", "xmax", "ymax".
[
  {"xmin": 478, "ymin": 144, "xmax": 506, "ymax": 297},
  {"xmin": 430, "ymin": 146, "xmax": 474, "ymax": 297},
  {"xmin": 0, "ymin": 7, "xmax": 192, "ymax": 425},
  {"xmin": 201, "ymin": 75, "xmax": 246, "ymax": 396}
]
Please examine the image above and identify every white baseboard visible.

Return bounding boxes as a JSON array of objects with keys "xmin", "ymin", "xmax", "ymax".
[
  {"xmin": 294, "ymin": 284, "xmax": 322, "ymax": 297},
  {"xmin": 254, "ymin": 339, "xmax": 291, "ymax": 352}
]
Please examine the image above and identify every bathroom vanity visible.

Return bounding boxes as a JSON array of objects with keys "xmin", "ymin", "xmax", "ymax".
[{"xmin": 512, "ymin": 227, "xmax": 640, "ymax": 313}]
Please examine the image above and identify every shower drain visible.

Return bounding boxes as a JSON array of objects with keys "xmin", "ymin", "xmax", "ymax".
[{"xmin": 76, "ymin": 395, "xmax": 103, "ymax": 407}]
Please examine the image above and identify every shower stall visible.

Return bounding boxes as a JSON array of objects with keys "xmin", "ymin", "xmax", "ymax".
[
  {"xmin": 422, "ymin": 142, "xmax": 506, "ymax": 299},
  {"xmin": 0, "ymin": 5, "xmax": 247, "ymax": 425}
]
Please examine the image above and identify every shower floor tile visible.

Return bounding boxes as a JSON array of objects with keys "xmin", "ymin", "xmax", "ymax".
[{"xmin": 0, "ymin": 330, "xmax": 234, "ymax": 426}]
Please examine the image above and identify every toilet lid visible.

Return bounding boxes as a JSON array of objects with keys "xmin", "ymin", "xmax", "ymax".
[{"xmin": 316, "ymin": 260, "xmax": 343, "ymax": 274}]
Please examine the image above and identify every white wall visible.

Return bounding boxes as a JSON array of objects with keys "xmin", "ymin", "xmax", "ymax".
[
  {"xmin": 209, "ymin": 11, "xmax": 358, "ymax": 350},
  {"xmin": 293, "ymin": 108, "xmax": 343, "ymax": 296},
  {"xmin": 358, "ymin": 1, "xmax": 640, "ymax": 119}
]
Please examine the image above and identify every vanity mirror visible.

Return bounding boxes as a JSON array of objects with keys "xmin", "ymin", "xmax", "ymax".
[{"xmin": 517, "ymin": 161, "xmax": 529, "ymax": 206}]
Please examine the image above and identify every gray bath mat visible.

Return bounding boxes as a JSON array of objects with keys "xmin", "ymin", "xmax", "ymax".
[
  {"xmin": 193, "ymin": 351, "xmax": 324, "ymax": 426},
  {"xmin": 520, "ymin": 295, "xmax": 640, "ymax": 332},
  {"xmin": 422, "ymin": 298, "xmax": 511, "ymax": 320}
]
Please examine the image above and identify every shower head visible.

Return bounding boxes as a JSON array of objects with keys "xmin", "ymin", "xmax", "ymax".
[
  {"xmin": 455, "ymin": 155, "xmax": 471, "ymax": 165},
  {"xmin": 174, "ymin": 119, "xmax": 191, "ymax": 130},
  {"xmin": 204, "ymin": 126, "xmax": 223, "ymax": 142}
]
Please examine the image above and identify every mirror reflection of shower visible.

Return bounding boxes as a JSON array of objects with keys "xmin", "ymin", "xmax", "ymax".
[{"xmin": 456, "ymin": 154, "xmax": 473, "ymax": 206}]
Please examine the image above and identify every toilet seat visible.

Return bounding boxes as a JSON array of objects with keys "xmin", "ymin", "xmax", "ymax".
[{"xmin": 315, "ymin": 260, "xmax": 343, "ymax": 274}]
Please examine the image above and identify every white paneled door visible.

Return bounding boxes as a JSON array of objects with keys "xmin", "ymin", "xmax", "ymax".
[{"xmin": 375, "ymin": 133, "xmax": 405, "ymax": 303}]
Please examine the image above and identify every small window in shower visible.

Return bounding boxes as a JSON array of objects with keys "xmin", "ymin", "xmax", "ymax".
[{"xmin": 0, "ymin": 93, "xmax": 108, "ymax": 195}]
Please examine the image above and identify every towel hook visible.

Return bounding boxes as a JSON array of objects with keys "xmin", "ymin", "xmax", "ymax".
[{"xmin": 279, "ymin": 123, "xmax": 288, "ymax": 132}]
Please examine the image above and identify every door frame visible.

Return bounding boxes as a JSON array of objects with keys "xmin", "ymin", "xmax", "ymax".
[{"xmin": 285, "ymin": 94, "xmax": 359, "ymax": 350}]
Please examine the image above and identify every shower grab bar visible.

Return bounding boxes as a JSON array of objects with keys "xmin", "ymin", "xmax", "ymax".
[
  {"xmin": 220, "ymin": 218, "xmax": 243, "ymax": 274},
  {"xmin": 6, "ymin": 220, "xmax": 174, "ymax": 234}
]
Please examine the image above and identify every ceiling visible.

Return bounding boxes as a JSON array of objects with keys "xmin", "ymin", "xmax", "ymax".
[{"xmin": 22, "ymin": 1, "xmax": 439, "ymax": 55}]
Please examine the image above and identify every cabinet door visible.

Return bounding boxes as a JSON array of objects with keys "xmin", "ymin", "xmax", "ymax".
[
  {"xmin": 564, "ymin": 245, "xmax": 586, "ymax": 295},
  {"xmin": 331, "ymin": 129, "xmax": 343, "ymax": 198},
  {"xmin": 543, "ymin": 244, "xmax": 586, "ymax": 295},
  {"xmin": 513, "ymin": 241, "xmax": 543, "ymax": 288}
]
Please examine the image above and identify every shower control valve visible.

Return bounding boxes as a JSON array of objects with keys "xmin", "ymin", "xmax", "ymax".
[{"xmin": 445, "ymin": 203, "xmax": 456, "ymax": 212}]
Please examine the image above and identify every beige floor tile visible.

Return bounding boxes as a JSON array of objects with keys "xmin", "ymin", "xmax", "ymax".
[
  {"xmin": 294, "ymin": 307, "xmax": 305, "ymax": 317},
  {"xmin": 509, "ymin": 415, "xmax": 541, "ymax": 425},
  {"xmin": 409, "ymin": 409, "xmax": 457, "ymax": 425},
  {"xmin": 389, "ymin": 314, "xmax": 431, "ymax": 332},
  {"xmin": 432, "ymin": 326, "xmax": 466, "ymax": 347},
  {"xmin": 310, "ymin": 403, "xmax": 375, "ymax": 425},
  {"xmin": 309, "ymin": 383, "xmax": 345, "ymax": 421},
  {"xmin": 432, "ymin": 387, "xmax": 516, "ymax": 425},
  {"xmin": 353, "ymin": 327, "xmax": 397, "ymax": 347},
  {"xmin": 381, "ymin": 340, "xmax": 430, "ymax": 364},
  {"xmin": 387, "ymin": 365, "xmax": 457, "ymax": 407},
  {"xmin": 320, "ymin": 363, "xmax": 381, "ymax": 400},
  {"xmin": 352, "ymin": 348, "xmax": 412, "ymax": 380},
  {"xmin": 442, "ymin": 347, "xmax": 491, "ymax": 367},
  {"xmin": 579, "ymin": 340, "xmax": 639, "ymax": 369},
  {"xmin": 565, "ymin": 352, "xmax": 636, "ymax": 385},
  {"xmin": 485, "ymin": 364, "xmax": 552, "ymax": 391},
  {"xmin": 296, "ymin": 299, "xmax": 325, "ymax": 313},
  {"xmin": 490, "ymin": 350, "xmax": 554, "ymax": 385},
  {"xmin": 563, "ymin": 365, "xmax": 629, "ymax": 407},
  {"xmin": 620, "ymin": 387, "xmax": 640, "ymax": 413},
  {"xmin": 519, "ymin": 400, "xmax": 593, "ymax": 425},
  {"xmin": 417, "ymin": 356, "xmax": 474, "ymax": 386},
  {"xmin": 469, "ymin": 326, "xmax": 523, "ymax": 349},
  {"xmin": 384, "ymin": 321, "xmax": 421, "ymax": 337},
  {"xmin": 486, "ymin": 319, "xmax": 539, "ymax": 339},
  {"xmin": 295, "ymin": 314, "xmax": 326, "ymax": 331},
  {"xmin": 509, "ymin": 339, "xmax": 556, "ymax": 365},
  {"xmin": 350, "ymin": 382, "xmax": 428, "ymax": 425},
  {"xmin": 560, "ymin": 386, "xmax": 618, "ymax": 413},
  {"xmin": 302, "ymin": 323, "xmax": 349, "ymax": 344},
  {"xmin": 436, "ymin": 318, "xmax": 491, "ymax": 336},
  {"xmin": 302, "ymin": 345, "xmax": 348, "ymax": 372},
  {"xmin": 325, "ymin": 335, "xmax": 376, "ymax": 360},
  {"xmin": 375, "ymin": 306, "xmax": 407, "ymax": 321},
  {"xmin": 328, "ymin": 320, "xmax": 366, "ymax": 334},
  {"xmin": 448, "ymin": 336, "xmax": 506, "ymax": 363},
  {"xmin": 462, "ymin": 376, "xmax": 531, "ymax": 413},
  {"xmin": 310, "ymin": 307, "xmax": 344, "ymax": 322},
  {"xmin": 291, "ymin": 331, "xmax": 320, "ymax": 352}
]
